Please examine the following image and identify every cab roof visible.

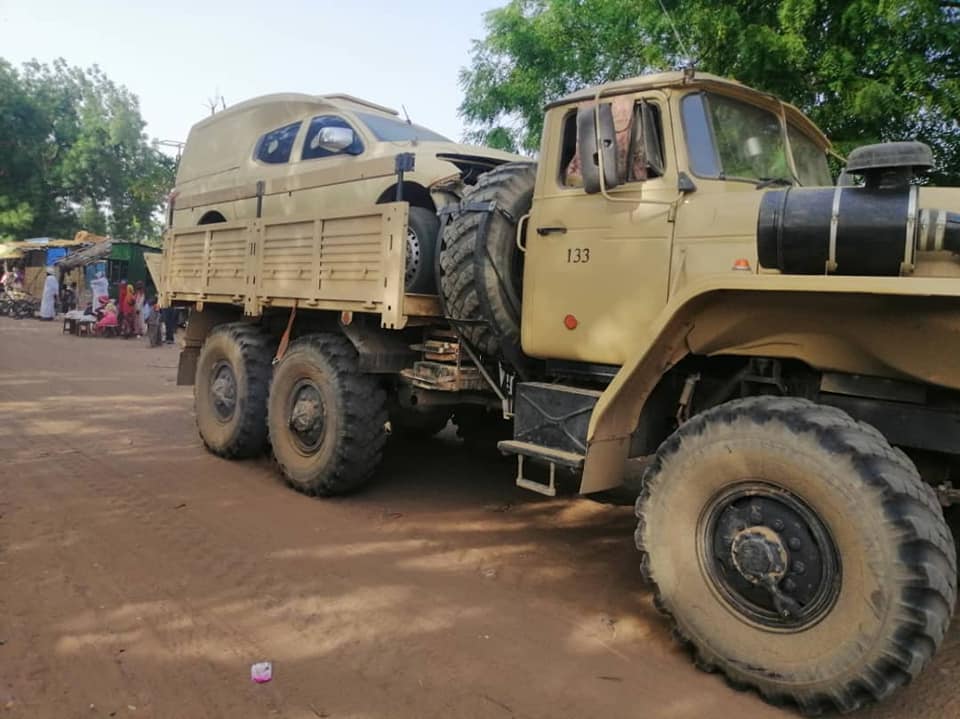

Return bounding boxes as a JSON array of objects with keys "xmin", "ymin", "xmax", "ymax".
[{"xmin": 546, "ymin": 70, "xmax": 830, "ymax": 148}]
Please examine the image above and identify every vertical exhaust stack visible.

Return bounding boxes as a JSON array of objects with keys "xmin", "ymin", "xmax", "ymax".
[{"xmin": 757, "ymin": 141, "xmax": 960, "ymax": 275}]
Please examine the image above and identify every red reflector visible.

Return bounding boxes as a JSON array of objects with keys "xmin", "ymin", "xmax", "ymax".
[
  {"xmin": 564, "ymin": 314, "xmax": 578, "ymax": 330},
  {"xmin": 732, "ymin": 258, "xmax": 752, "ymax": 271}
]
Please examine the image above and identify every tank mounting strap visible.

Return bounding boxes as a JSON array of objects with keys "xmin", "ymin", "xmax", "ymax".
[
  {"xmin": 902, "ymin": 185, "xmax": 919, "ymax": 274},
  {"xmin": 827, "ymin": 185, "xmax": 842, "ymax": 273},
  {"xmin": 437, "ymin": 199, "xmax": 516, "ymax": 224}
]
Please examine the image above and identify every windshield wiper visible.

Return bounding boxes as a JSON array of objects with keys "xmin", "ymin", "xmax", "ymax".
[{"xmin": 755, "ymin": 177, "xmax": 795, "ymax": 189}]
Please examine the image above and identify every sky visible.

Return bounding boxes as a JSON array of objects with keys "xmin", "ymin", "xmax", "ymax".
[{"xmin": 0, "ymin": 0, "xmax": 505, "ymax": 153}]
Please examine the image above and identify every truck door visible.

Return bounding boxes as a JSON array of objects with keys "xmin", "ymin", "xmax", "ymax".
[{"xmin": 523, "ymin": 92, "xmax": 677, "ymax": 365}]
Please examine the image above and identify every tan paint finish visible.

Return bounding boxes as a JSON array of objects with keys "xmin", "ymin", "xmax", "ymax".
[
  {"xmin": 165, "ymin": 92, "xmax": 522, "ymax": 328},
  {"xmin": 580, "ymin": 275, "xmax": 960, "ymax": 492},
  {"xmin": 520, "ymin": 74, "xmax": 960, "ymax": 493},
  {"xmin": 164, "ymin": 76, "xmax": 960, "ymax": 498},
  {"xmin": 172, "ymin": 93, "xmax": 520, "ymax": 228},
  {"xmin": 162, "ymin": 203, "xmax": 422, "ymax": 329},
  {"xmin": 524, "ymin": 90, "xmax": 678, "ymax": 365}
]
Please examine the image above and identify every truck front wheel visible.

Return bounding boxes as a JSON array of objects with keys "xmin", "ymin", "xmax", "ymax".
[
  {"xmin": 636, "ymin": 396, "xmax": 956, "ymax": 714},
  {"xmin": 194, "ymin": 323, "xmax": 274, "ymax": 458},
  {"xmin": 267, "ymin": 333, "xmax": 388, "ymax": 496}
]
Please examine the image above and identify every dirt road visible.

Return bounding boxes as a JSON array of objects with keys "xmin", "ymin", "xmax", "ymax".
[{"xmin": 0, "ymin": 317, "xmax": 957, "ymax": 719}]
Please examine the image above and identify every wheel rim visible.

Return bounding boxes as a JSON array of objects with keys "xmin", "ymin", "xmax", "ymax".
[
  {"xmin": 287, "ymin": 378, "xmax": 326, "ymax": 453},
  {"xmin": 210, "ymin": 360, "xmax": 238, "ymax": 421},
  {"xmin": 699, "ymin": 481, "xmax": 841, "ymax": 631},
  {"xmin": 405, "ymin": 226, "xmax": 421, "ymax": 287}
]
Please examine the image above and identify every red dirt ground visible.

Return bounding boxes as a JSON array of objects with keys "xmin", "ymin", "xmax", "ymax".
[{"xmin": 1, "ymin": 317, "xmax": 957, "ymax": 718}]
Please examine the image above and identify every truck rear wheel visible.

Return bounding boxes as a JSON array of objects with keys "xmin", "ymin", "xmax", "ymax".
[
  {"xmin": 439, "ymin": 162, "xmax": 537, "ymax": 359},
  {"xmin": 267, "ymin": 333, "xmax": 388, "ymax": 496},
  {"xmin": 194, "ymin": 322, "xmax": 274, "ymax": 458},
  {"xmin": 635, "ymin": 396, "xmax": 956, "ymax": 714}
]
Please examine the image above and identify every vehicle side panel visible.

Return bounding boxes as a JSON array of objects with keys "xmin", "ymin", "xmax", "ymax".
[{"xmin": 161, "ymin": 202, "xmax": 416, "ymax": 329}]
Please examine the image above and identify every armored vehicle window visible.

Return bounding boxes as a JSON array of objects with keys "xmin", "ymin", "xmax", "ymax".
[
  {"xmin": 356, "ymin": 112, "xmax": 449, "ymax": 143},
  {"xmin": 302, "ymin": 115, "xmax": 364, "ymax": 159},
  {"xmin": 255, "ymin": 122, "xmax": 302, "ymax": 164}
]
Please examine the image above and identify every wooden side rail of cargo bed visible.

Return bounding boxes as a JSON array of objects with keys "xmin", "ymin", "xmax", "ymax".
[{"xmin": 159, "ymin": 202, "xmax": 441, "ymax": 328}]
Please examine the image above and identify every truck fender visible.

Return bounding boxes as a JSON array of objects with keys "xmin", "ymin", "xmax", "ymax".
[{"xmin": 579, "ymin": 274, "xmax": 960, "ymax": 493}]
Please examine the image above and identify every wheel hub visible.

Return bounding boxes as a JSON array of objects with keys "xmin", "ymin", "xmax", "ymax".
[
  {"xmin": 288, "ymin": 380, "xmax": 325, "ymax": 451},
  {"xmin": 702, "ymin": 483, "xmax": 841, "ymax": 630},
  {"xmin": 404, "ymin": 227, "xmax": 421, "ymax": 287},
  {"xmin": 210, "ymin": 361, "xmax": 237, "ymax": 421},
  {"xmin": 730, "ymin": 526, "xmax": 788, "ymax": 584}
]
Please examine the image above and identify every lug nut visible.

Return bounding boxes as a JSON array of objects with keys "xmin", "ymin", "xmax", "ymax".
[
  {"xmin": 749, "ymin": 504, "xmax": 762, "ymax": 522},
  {"xmin": 772, "ymin": 519, "xmax": 785, "ymax": 531},
  {"xmin": 784, "ymin": 579, "xmax": 797, "ymax": 592},
  {"xmin": 793, "ymin": 561, "xmax": 806, "ymax": 574},
  {"xmin": 788, "ymin": 537, "xmax": 802, "ymax": 550}
]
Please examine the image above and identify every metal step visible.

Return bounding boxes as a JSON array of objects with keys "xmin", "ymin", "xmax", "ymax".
[
  {"xmin": 497, "ymin": 440, "xmax": 585, "ymax": 497},
  {"xmin": 497, "ymin": 440, "xmax": 585, "ymax": 468}
]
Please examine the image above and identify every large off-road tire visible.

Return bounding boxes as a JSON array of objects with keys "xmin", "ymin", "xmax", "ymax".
[
  {"xmin": 438, "ymin": 162, "xmax": 537, "ymax": 358},
  {"xmin": 635, "ymin": 396, "xmax": 956, "ymax": 714},
  {"xmin": 194, "ymin": 322, "xmax": 275, "ymax": 458},
  {"xmin": 267, "ymin": 333, "xmax": 388, "ymax": 496},
  {"xmin": 405, "ymin": 206, "xmax": 440, "ymax": 293}
]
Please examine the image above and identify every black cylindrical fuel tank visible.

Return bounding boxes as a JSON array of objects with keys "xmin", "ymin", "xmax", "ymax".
[{"xmin": 758, "ymin": 186, "xmax": 913, "ymax": 276}]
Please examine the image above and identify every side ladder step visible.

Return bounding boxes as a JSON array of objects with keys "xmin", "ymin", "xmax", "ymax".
[{"xmin": 497, "ymin": 440, "xmax": 585, "ymax": 497}]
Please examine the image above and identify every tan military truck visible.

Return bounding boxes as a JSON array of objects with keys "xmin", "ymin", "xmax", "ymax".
[{"xmin": 161, "ymin": 72, "xmax": 960, "ymax": 714}]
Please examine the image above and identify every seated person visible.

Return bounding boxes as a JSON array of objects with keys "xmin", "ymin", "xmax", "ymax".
[{"xmin": 96, "ymin": 300, "xmax": 119, "ymax": 333}]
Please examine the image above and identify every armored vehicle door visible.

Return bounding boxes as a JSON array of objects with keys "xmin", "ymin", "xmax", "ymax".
[{"xmin": 522, "ymin": 91, "xmax": 678, "ymax": 365}]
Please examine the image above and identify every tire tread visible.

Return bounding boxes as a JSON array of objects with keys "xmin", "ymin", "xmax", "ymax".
[{"xmin": 634, "ymin": 396, "xmax": 956, "ymax": 715}]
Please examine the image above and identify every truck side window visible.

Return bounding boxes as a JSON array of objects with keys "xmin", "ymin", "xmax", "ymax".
[
  {"xmin": 254, "ymin": 122, "xmax": 302, "ymax": 164},
  {"xmin": 628, "ymin": 101, "xmax": 666, "ymax": 181},
  {"xmin": 302, "ymin": 115, "xmax": 364, "ymax": 159},
  {"xmin": 560, "ymin": 99, "xmax": 666, "ymax": 188},
  {"xmin": 559, "ymin": 111, "xmax": 580, "ymax": 187}
]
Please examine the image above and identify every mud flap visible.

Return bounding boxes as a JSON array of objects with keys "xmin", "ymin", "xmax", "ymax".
[{"xmin": 177, "ymin": 346, "xmax": 200, "ymax": 386}]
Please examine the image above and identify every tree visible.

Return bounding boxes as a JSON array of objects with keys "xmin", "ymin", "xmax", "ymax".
[
  {"xmin": 460, "ymin": 1, "xmax": 960, "ymax": 183},
  {"xmin": 0, "ymin": 58, "xmax": 175, "ymax": 242}
]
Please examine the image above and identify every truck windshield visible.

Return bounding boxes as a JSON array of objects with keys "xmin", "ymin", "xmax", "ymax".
[
  {"xmin": 682, "ymin": 92, "xmax": 831, "ymax": 187},
  {"xmin": 356, "ymin": 112, "xmax": 450, "ymax": 143}
]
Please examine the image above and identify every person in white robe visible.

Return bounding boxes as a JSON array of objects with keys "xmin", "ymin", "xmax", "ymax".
[{"xmin": 39, "ymin": 267, "xmax": 59, "ymax": 320}]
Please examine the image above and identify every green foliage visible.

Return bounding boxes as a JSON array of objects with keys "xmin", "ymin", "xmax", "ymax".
[
  {"xmin": 460, "ymin": 0, "xmax": 960, "ymax": 183},
  {"xmin": 0, "ymin": 58, "xmax": 175, "ymax": 242}
]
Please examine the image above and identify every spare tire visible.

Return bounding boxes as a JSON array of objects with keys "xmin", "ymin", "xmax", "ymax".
[{"xmin": 438, "ymin": 162, "xmax": 537, "ymax": 359}]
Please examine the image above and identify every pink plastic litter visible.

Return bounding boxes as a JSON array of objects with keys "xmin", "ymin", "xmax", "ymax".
[{"xmin": 250, "ymin": 661, "xmax": 273, "ymax": 683}]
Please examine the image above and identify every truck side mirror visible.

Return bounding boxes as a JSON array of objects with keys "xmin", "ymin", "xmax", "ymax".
[{"xmin": 577, "ymin": 103, "xmax": 619, "ymax": 194}]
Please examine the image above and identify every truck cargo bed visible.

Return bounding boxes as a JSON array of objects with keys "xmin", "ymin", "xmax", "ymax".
[{"xmin": 161, "ymin": 202, "xmax": 440, "ymax": 328}]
